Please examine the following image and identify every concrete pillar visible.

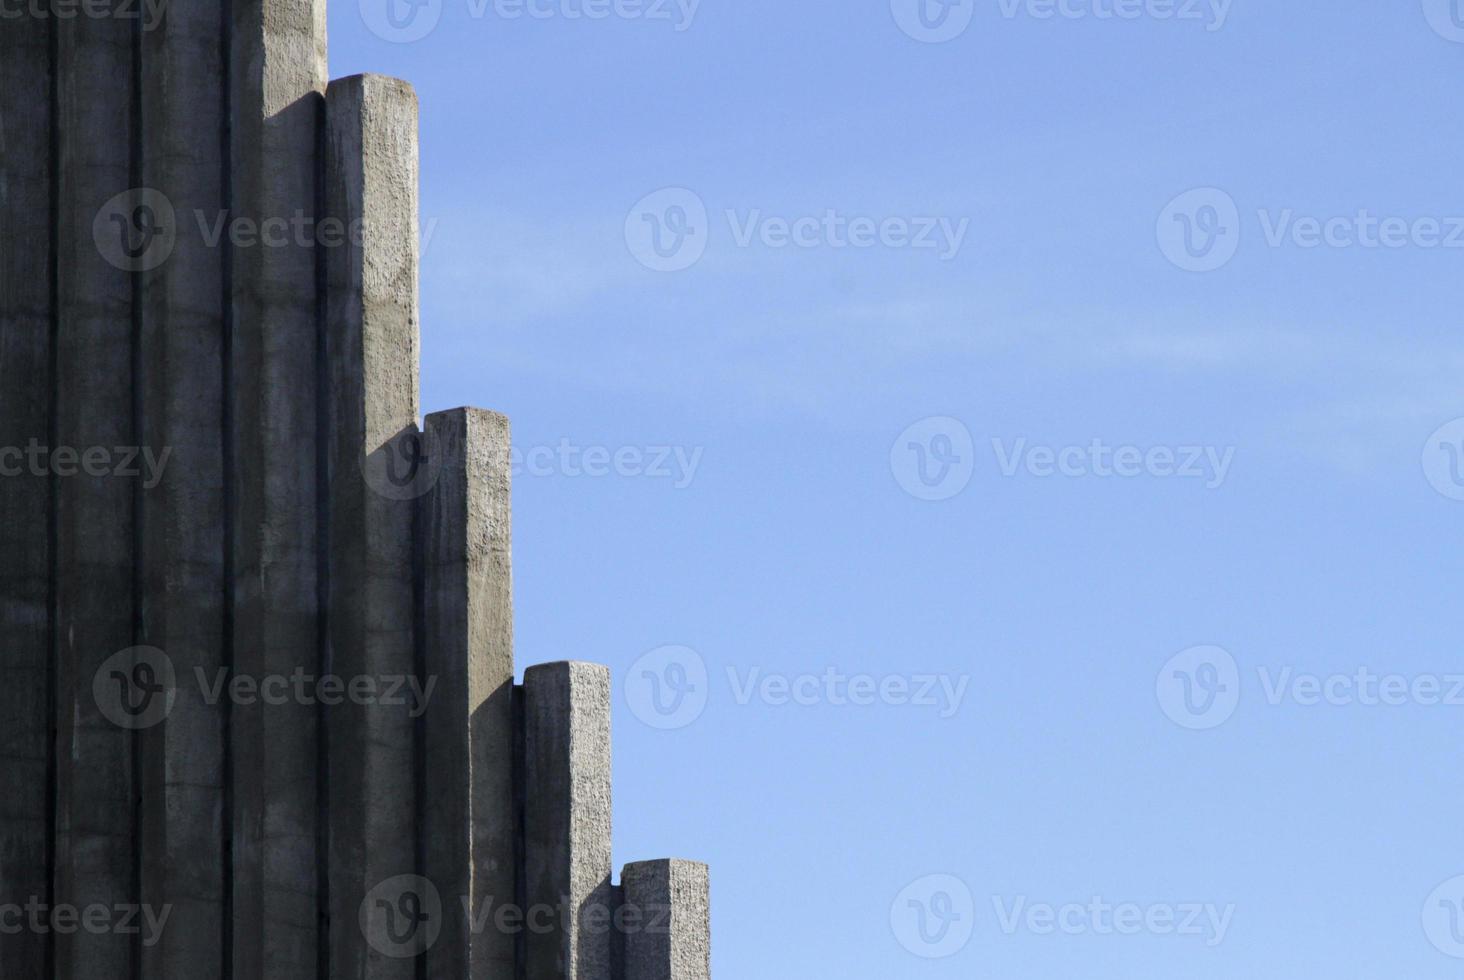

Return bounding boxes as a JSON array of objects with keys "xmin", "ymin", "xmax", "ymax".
[
  {"xmin": 324, "ymin": 73, "xmax": 422, "ymax": 980},
  {"xmin": 620, "ymin": 861, "xmax": 711, "ymax": 980},
  {"xmin": 138, "ymin": 8, "xmax": 229, "ymax": 979},
  {"xmin": 53, "ymin": 10, "xmax": 137, "ymax": 980},
  {"xmin": 525, "ymin": 662, "xmax": 614, "ymax": 980},
  {"xmin": 227, "ymin": 3, "xmax": 328, "ymax": 978},
  {"xmin": 420, "ymin": 408, "xmax": 516, "ymax": 980},
  {"xmin": 0, "ymin": 13, "xmax": 53, "ymax": 980}
]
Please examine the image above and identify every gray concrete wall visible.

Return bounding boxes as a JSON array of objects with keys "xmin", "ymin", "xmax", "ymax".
[
  {"xmin": 324, "ymin": 73, "xmax": 422, "ymax": 980},
  {"xmin": 525, "ymin": 661, "xmax": 615, "ymax": 980},
  {"xmin": 53, "ymin": 12, "xmax": 138, "ymax": 980},
  {"xmin": 0, "ymin": 12, "xmax": 54, "ymax": 980},
  {"xmin": 228, "ymin": 4, "xmax": 329, "ymax": 977},
  {"xmin": 0, "ymin": 5, "xmax": 713, "ymax": 979},
  {"xmin": 621, "ymin": 861, "xmax": 712, "ymax": 980},
  {"xmin": 421, "ymin": 408, "xmax": 517, "ymax": 980},
  {"xmin": 139, "ymin": 8, "xmax": 229, "ymax": 979}
]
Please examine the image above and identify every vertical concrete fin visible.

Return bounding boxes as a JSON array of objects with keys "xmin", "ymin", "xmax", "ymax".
[
  {"xmin": 620, "ymin": 861, "xmax": 711, "ymax": 980},
  {"xmin": 421, "ymin": 407, "xmax": 516, "ymax": 980},
  {"xmin": 525, "ymin": 661, "xmax": 614, "ymax": 980},
  {"xmin": 52, "ymin": 10, "xmax": 137, "ymax": 980},
  {"xmin": 0, "ymin": 11, "xmax": 54, "ymax": 980},
  {"xmin": 324, "ymin": 71, "xmax": 422, "ymax": 980},
  {"xmin": 137, "ymin": 6, "xmax": 229, "ymax": 979},
  {"xmin": 228, "ymin": 3, "xmax": 328, "ymax": 977}
]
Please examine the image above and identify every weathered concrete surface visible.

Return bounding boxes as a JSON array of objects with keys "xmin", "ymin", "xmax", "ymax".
[
  {"xmin": 324, "ymin": 73, "xmax": 422, "ymax": 980},
  {"xmin": 6, "ymin": 12, "xmax": 719, "ymax": 980},
  {"xmin": 0, "ymin": 13, "xmax": 53, "ymax": 980},
  {"xmin": 53, "ymin": 11, "xmax": 137, "ymax": 980},
  {"xmin": 621, "ymin": 861, "xmax": 711, "ymax": 980},
  {"xmin": 421, "ymin": 408, "xmax": 516, "ymax": 980},
  {"xmin": 139, "ymin": 7, "xmax": 229, "ymax": 978},
  {"xmin": 228, "ymin": 3, "xmax": 328, "ymax": 977},
  {"xmin": 525, "ymin": 662, "xmax": 614, "ymax": 980}
]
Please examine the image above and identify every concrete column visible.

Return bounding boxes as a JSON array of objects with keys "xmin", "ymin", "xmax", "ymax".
[
  {"xmin": 137, "ymin": 7, "xmax": 229, "ymax": 979},
  {"xmin": 620, "ymin": 861, "xmax": 711, "ymax": 980},
  {"xmin": 525, "ymin": 662, "xmax": 614, "ymax": 980},
  {"xmin": 0, "ymin": 13, "xmax": 53, "ymax": 980},
  {"xmin": 228, "ymin": 3, "xmax": 328, "ymax": 978},
  {"xmin": 53, "ymin": 11, "xmax": 137, "ymax": 980},
  {"xmin": 420, "ymin": 408, "xmax": 516, "ymax": 980},
  {"xmin": 324, "ymin": 73, "xmax": 422, "ymax": 980}
]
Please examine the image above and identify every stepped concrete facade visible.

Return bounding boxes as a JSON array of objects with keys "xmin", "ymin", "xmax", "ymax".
[{"xmin": 0, "ymin": 3, "xmax": 711, "ymax": 978}]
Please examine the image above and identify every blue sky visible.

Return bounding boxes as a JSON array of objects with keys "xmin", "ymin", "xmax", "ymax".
[{"xmin": 335, "ymin": 2, "xmax": 1464, "ymax": 975}]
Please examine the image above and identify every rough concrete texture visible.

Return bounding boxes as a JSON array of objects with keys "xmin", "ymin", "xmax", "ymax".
[
  {"xmin": 324, "ymin": 72, "xmax": 422, "ymax": 980},
  {"xmin": 526, "ymin": 662, "xmax": 615, "ymax": 980},
  {"xmin": 0, "ymin": 13, "xmax": 53, "ymax": 980},
  {"xmin": 421, "ymin": 408, "xmax": 516, "ymax": 980},
  {"xmin": 227, "ymin": 4, "xmax": 328, "ymax": 975},
  {"xmin": 139, "ymin": 7, "xmax": 229, "ymax": 979},
  {"xmin": 53, "ymin": 13, "xmax": 138, "ymax": 980},
  {"xmin": 621, "ymin": 861, "xmax": 712, "ymax": 980},
  {"xmin": 2, "ymin": 5, "xmax": 714, "ymax": 979}
]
